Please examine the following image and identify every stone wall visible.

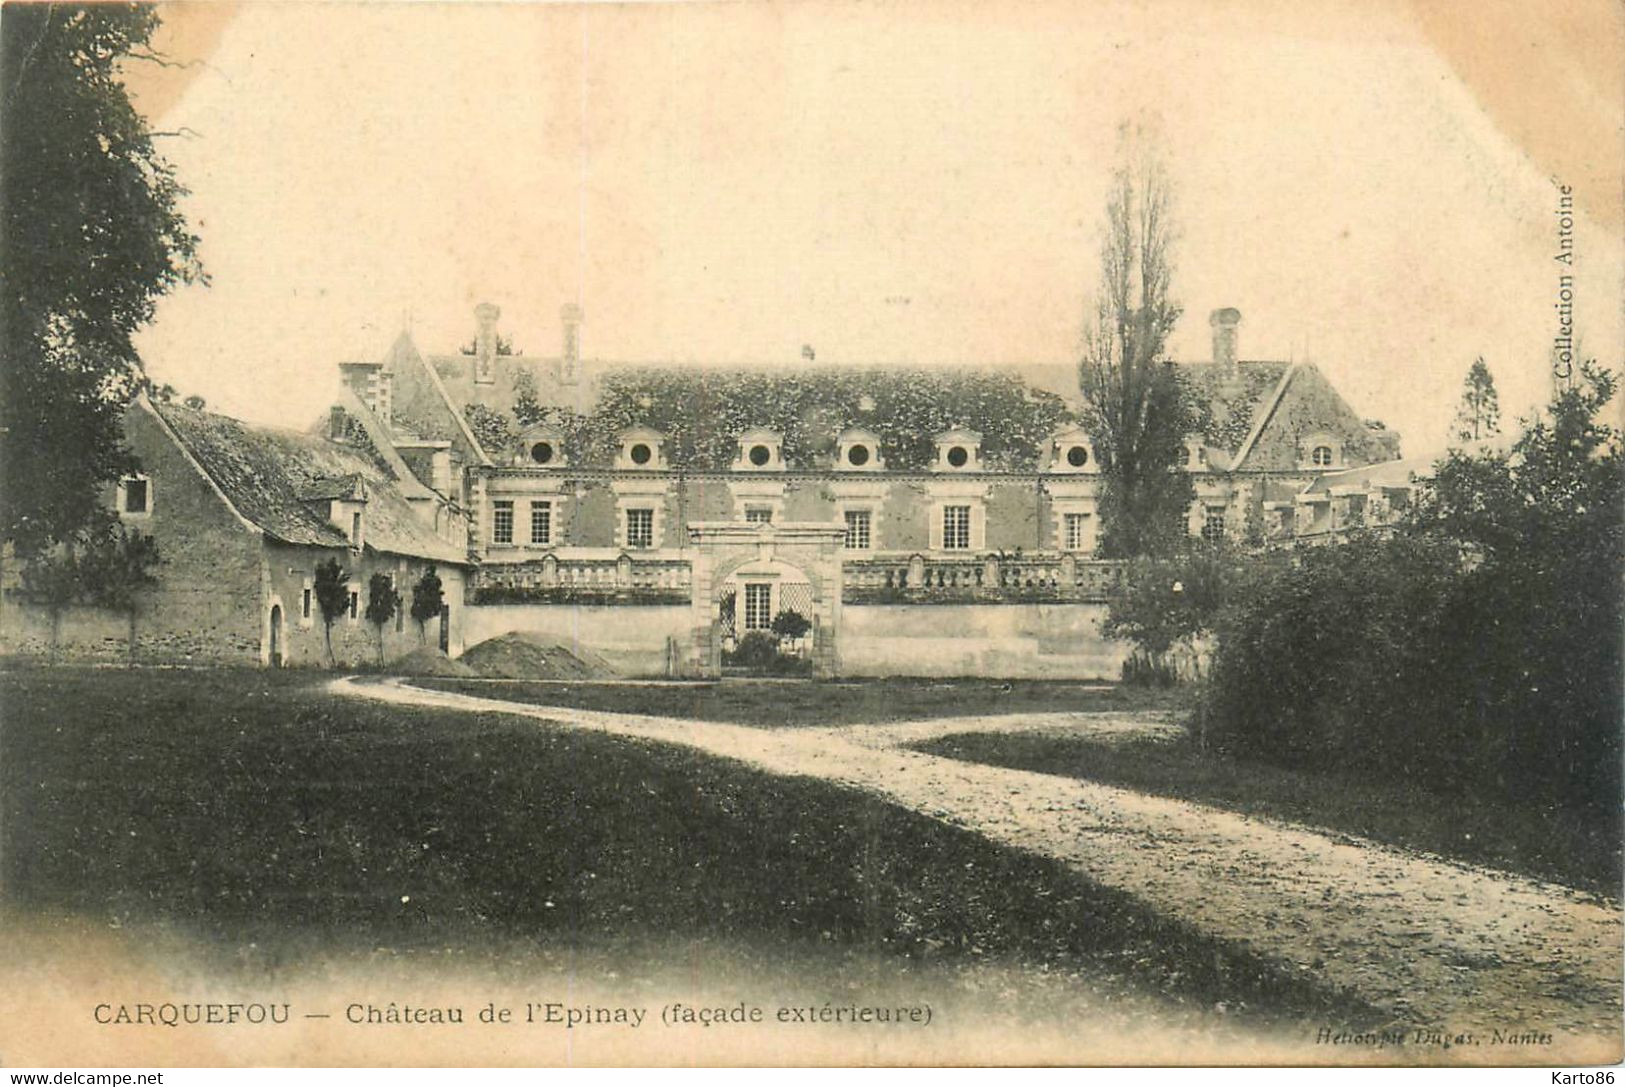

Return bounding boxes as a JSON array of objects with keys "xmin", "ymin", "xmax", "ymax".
[
  {"xmin": 462, "ymin": 602, "xmax": 691, "ymax": 676},
  {"xmin": 840, "ymin": 602, "xmax": 1130, "ymax": 680}
]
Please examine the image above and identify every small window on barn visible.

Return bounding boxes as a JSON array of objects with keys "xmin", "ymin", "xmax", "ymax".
[
  {"xmin": 301, "ymin": 584, "xmax": 313, "ymax": 623},
  {"xmin": 117, "ymin": 476, "xmax": 150, "ymax": 516},
  {"xmin": 1311, "ymin": 445, "xmax": 1334, "ymax": 467}
]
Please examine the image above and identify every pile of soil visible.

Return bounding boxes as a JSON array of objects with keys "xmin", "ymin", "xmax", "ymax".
[
  {"xmin": 391, "ymin": 646, "xmax": 477, "ymax": 677},
  {"xmin": 459, "ymin": 633, "xmax": 620, "ymax": 680}
]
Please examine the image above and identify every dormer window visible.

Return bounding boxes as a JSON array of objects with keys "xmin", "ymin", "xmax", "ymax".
[
  {"xmin": 516, "ymin": 424, "xmax": 567, "ymax": 469},
  {"xmin": 732, "ymin": 428, "xmax": 784, "ymax": 472},
  {"xmin": 933, "ymin": 429, "xmax": 982, "ymax": 472},
  {"xmin": 616, "ymin": 427, "xmax": 667, "ymax": 470},
  {"xmin": 1301, "ymin": 433, "xmax": 1342, "ymax": 470},
  {"xmin": 835, "ymin": 428, "xmax": 884, "ymax": 472},
  {"xmin": 1047, "ymin": 429, "xmax": 1098, "ymax": 474}
]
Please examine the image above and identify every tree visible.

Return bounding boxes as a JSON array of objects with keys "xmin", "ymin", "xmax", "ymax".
[
  {"xmin": 1077, "ymin": 132, "xmax": 1193, "ymax": 557},
  {"xmin": 313, "ymin": 558, "xmax": 350, "ymax": 667},
  {"xmin": 409, "ymin": 565, "xmax": 445, "ymax": 645},
  {"xmin": 1, "ymin": 5, "xmax": 203, "ymax": 557},
  {"xmin": 76, "ymin": 522, "xmax": 160, "ymax": 665},
  {"xmin": 1451, "ymin": 357, "xmax": 1501, "ymax": 443},
  {"xmin": 364, "ymin": 572, "xmax": 400, "ymax": 667}
]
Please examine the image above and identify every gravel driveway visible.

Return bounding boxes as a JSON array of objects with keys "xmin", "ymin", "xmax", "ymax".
[{"xmin": 335, "ymin": 676, "xmax": 1622, "ymax": 1063}]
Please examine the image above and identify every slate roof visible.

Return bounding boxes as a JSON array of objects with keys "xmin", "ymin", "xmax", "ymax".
[{"xmin": 151, "ymin": 400, "xmax": 468, "ymax": 564}]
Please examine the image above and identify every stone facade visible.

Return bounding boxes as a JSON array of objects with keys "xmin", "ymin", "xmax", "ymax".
[
  {"xmin": 326, "ymin": 301, "xmax": 1404, "ymax": 678},
  {"xmin": 0, "ymin": 396, "xmax": 471, "ymax": 668}
]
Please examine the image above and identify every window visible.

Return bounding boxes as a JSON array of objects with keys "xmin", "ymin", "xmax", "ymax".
[
  {"xmin": 351, "ymin": 510, "xmax": 363, "ymax": 546},
  {"xmin": 846, "ymin": 444, "xmax": 870, "ymax": 467},
  {"xmin": 530, "ymin": 441, "xmax": 554, "ymax": 465},
  {"xmin": 626, "ymin": 508, "xmax": 654, "ymax": 549},
  {"xmin": 844, "ymin": 509, "xmax": 872, "ymax": 550},
  {"xmin": 1066, "ymin": 445, "xmax": 1089, "ymax": 468},
  {"xmin": 346, "ymin": 588, "xmax": 359, "ymax": 621},
  {"xmin": 530, "ymin": 501, "xmax": 552, "ymax": 545},
  {"xmin": 1311, "ymin": 445, "xmax": 1334, "ymax": 467},
  {"xmin": 119, "ymin": 477, "xmax": 149, "ymax": 514},
  {"xmin": 629, "ymin": 442, "xmax": 652, "ymax": 466},
  {"xmin": 1202, "ymin": 510, "xmax": 1227, "ymax": 542},
  {"xmin": 301, "ymin": 586, "xmax": 312, "ymax": 621},
  {"xmin": 748, "ymin": 444, "xmax": 771, "ymax": 467},
  {"xmin": 492, "ymin": 500, "xmax": 514, "ymax": 544},
  {"xmin": 943, "ymin": 505, "xmax": 971, "ymax": 550},
  {"xmin": 744, "ymin": 583, "xmax": 772, "ymax": 631},
  {"xmin": 946, "ymin": 446, "xmax": 969, "ymax": 468},
  {"xmin": 745, "ymin": 507, "xmax": 773, "ymax": 524},
  {"xmin": 1064, "ymin": 512, "xmax": 1090, "ymax": 551}
]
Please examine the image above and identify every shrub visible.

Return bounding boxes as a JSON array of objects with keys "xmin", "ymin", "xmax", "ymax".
[{"xmin": 1202, "ymin": 365, "xmax": 1623, "ymax": 819}]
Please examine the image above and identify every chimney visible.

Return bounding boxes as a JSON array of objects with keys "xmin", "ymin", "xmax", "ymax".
[
  {"xmin": 560, "ymin": 303, "xmax": 583, "ymax": 385},
  {"xmin": 1210, "ymin": 307, "xmax": 1241, "ymax": 375},
  {"xmin": 473, "ymin": 302, "xmax": 500, "ymax": 384}
]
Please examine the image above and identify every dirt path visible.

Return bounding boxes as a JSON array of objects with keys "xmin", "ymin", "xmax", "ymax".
[{"xmin": 334, "ymin": 676, "xmax": 1622, "ymax": 1059}]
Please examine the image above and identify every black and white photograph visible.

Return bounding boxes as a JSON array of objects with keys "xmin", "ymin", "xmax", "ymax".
[{"xmin": 0, "ymin": 0, "xmax": 1620, "ymax": 1070}]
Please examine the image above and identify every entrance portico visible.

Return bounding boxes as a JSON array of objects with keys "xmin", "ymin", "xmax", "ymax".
[{"xmin": 686, "ymin": 521, "xmax": 846, "ymax": 678}]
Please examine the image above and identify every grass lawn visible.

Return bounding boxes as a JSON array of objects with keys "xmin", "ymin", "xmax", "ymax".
[
  {"xmin": 1, "ymin": 665, "xmax": 1375, "ymax": 1031},
  {"xmin": 411, "ymin": 675, "xmax": 1190, "ymax": 727},
  {"xmin": 917, "ymin": 729, "xmax": 1623, "ymax": 899}
]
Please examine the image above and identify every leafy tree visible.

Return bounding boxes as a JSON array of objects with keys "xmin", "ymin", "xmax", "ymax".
[
  {"xmin": 17, "ymin": 517, "xmax": 159, "ymax": 662},
  {"xmin": 365, "ymin": 572, "xmax": 400, "ymax": 666},
  {"xmin": 1, "ymin": 5, "xmax": 203, "ymax": 557},
  {"xmin": 1077, "ymin": 133, "xmax": 1194, "ymax": 557},
  {"xmin": 313, "ymin": 557, "xmax": 350, "ymax": 667},
  {"xmin": 1205, "ymin": 361, "xmax": 1622, "ymax": 818},
  {"xmin": 410, "ymin": 565, "xmax": 445, "ymax": 644},
  {"xmin": 76, "ymin": 522, "xmax": 160, "ymax": 665},
  {"xmin": 1451, "ymin": 356, "xmax": 1501, "ymax": 443},
  {"xmin": 770, "ymin": 609, "xmax": 813, "ymax": 643}
]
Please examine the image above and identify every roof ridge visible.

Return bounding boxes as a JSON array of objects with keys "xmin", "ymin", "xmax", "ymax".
[{"xmin": 1230, "ymin": 363, "xmax": 1300, "ymax": 470}]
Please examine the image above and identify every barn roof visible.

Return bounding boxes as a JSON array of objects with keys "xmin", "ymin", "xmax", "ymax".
[{"xmin": 149, "ymin": 399, "xmax": 469, "ymax": 565}]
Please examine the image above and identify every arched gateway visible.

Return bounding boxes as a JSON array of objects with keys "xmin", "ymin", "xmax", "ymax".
[{"xmin": 685, "ymin": 521, "xmax": 846, "ymax": 678}]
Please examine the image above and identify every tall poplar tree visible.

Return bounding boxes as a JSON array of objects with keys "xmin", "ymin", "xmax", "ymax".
[
  {"xmin": 1452, "ymin": 357, "xmax": 1501, "ymax": 444},
  {"xmin": 1077, "ymin": 134, "xmax": 1194, "ymax": 558}
]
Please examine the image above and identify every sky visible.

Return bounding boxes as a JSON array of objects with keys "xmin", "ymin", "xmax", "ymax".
[{"xmin": 126, "ymin": 0, "xmax": 1623, "ymax": 461}]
